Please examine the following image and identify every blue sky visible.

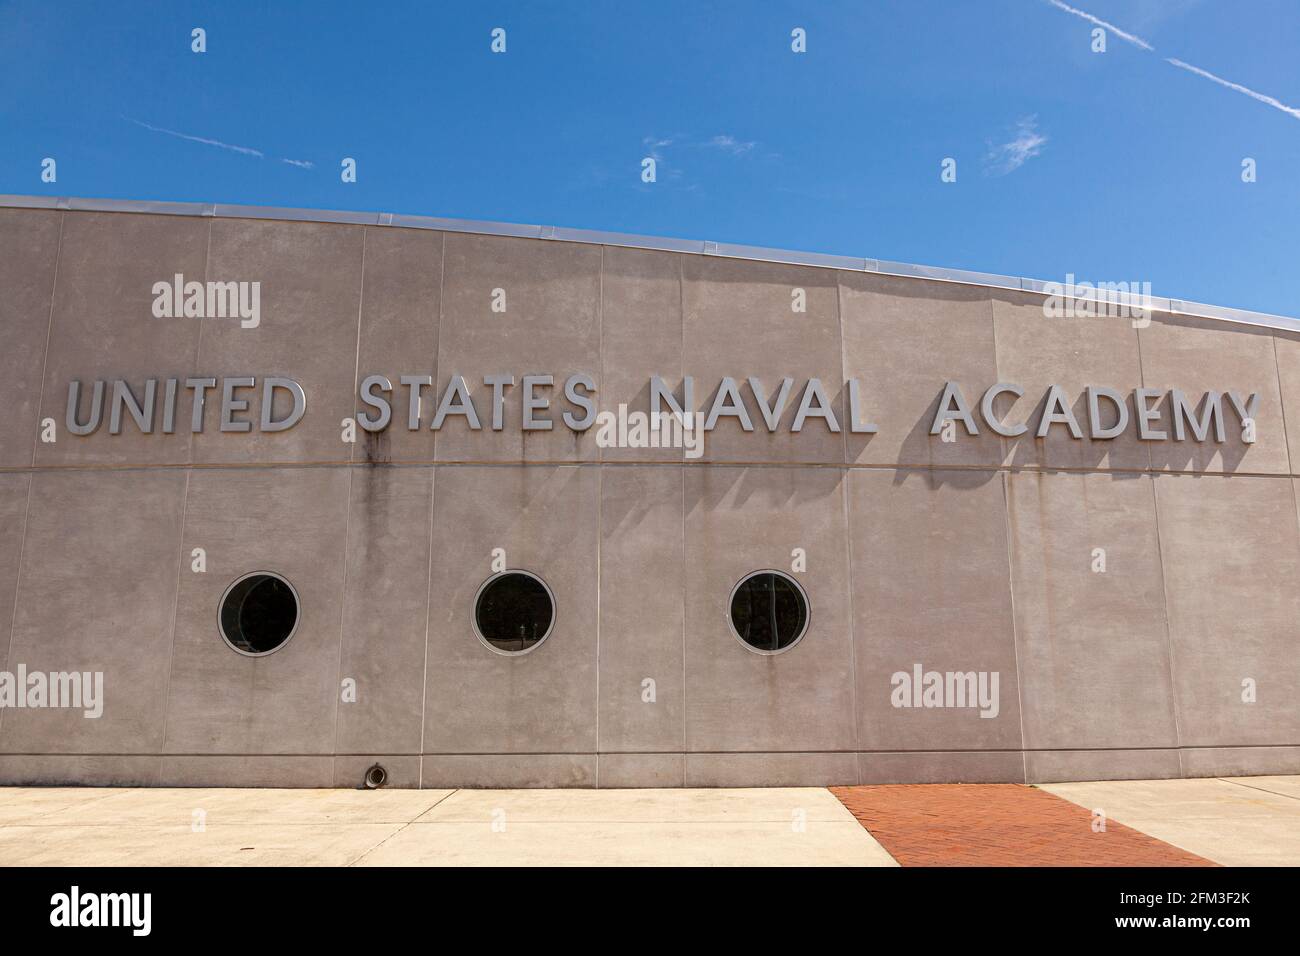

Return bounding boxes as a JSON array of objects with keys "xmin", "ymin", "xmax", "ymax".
[{"xmin": 2, "ymin": 0, "xmax": 1298, "ymax": 315}]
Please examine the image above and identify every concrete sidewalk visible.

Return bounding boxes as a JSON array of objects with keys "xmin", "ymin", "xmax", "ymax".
[
  {"xmin": 1043, "ymin": 776, "xmax": 1300, "ymax": 867},
  {"xmin": 1, "ymin": 777, "xmax": 1296, "ymax": 866},
  {"xmin": 0, "ymin": 786, "xmax": 896, "ymax": 866}
]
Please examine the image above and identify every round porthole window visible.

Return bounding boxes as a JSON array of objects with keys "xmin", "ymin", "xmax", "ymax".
[
  {"xmin": 218, "ymin": 572, "xmax": 300, "ymax": 656},
  {"xmin": 728, "ymin": 570, "xmax": 810, "ymax": 654},
  {"xmin": 473, "ymin": 570, "xmax": 555, "ymax": 655}
]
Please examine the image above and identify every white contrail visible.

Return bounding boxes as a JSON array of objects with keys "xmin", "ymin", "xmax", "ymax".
[
  {"xmin": 1165, "ymin": 57, "xmax": 1300, "ymax": 122},
  {"xmin": 1046, "ymin": 0, "xmax": 1154, "ymax": 51},
  {"xmin": 124, "ymin": 116, "xmax": 317, "ymax": 166},
  {"xmin": 124, "ymin": 116, "xmax": 264, "ymax": 157},
  {"xmin": 1045, "ymin": 1, "xmax": 1300, "ymax": 122}
]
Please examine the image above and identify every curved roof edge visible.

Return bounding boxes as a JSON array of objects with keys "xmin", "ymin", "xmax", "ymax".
[{"xmin": 4, "ymin": 193, "xmax": 1296, "ymax": 335}]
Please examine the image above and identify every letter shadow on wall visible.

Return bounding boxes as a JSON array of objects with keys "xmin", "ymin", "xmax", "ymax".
[
  {"xmin": 1001, "ymin": 389, "xmax": 1147, "ymax": 478},
  {"xmin": 680, "ymin": 460, "xmax": 848, "ymax": 527},
  {"xmin": 891, "ymin": 387, "xmax": 1000, "ymax": 489},
  {"xmin": 1140, "ymin": 313, "xmax": 1272, "ymax": 476}
]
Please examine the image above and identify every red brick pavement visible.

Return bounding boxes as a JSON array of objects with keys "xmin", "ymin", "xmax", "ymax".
[{"xmin": 830, "ymin": 784, "xmax": 1215, "ymax": 867}]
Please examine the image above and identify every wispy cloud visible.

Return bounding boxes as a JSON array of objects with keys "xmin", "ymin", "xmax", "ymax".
[
  {"xmin": 123, "ymin": 116, "xmax": 264, "ymax": 157},
  {"xmin": 642, "ymin": 135, "xmax": 672, "ymax": 161},
  {"xmin": 986, "ymin": 116, "xmax": 1048, "ymax": 174},
  {"xmin": 707, "ymin": 134, "xmax": 756, "ymax": 155},
  {"xmin": 643, "ymin": 134, "xmax": 760, "ymax": 161},
  {"xmin": 1046, "ymin": 0, "xmax": 1300, "ymax": 122},
  {"xmin": 638, "ymin": 132, "xmax": 762, "ymax": 191},
  {"xmin": 124, "ymin": 115, "xmax": 319, "ymax": 168}
]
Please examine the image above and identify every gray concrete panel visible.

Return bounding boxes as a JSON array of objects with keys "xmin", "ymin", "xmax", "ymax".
[
  {"xmin": 849, "ymin": 469, "xmax": 1023, "ymax": 752},
  {"xmin": 684, "ymin": 752, "xmax": 859, "ymax": 788},
  {"xmin": 1180, "ymin": 746, "xmax": 1300, "ymax": 777},
  {"xmin": 1139, "ymin": 314, "xmax": 1290, "ymax": 474},
  {"xmin": 0, "ymin": 475, "xmax": 29, "ymax": 677},
  {"xmin": 1024, "ymin": 748, "xmax": 1184, "ymax": 784},
  {"xmin": 1007, "ymin": 471, "xmax": 1178, "ymax": 750},
  {"xmin": 596, "ymin": 753, "xmax": 685, "ymax": 788},
  {"xmin": 190, "ymin": 218, "xmax": 365, "ymax": 465},
  {"xmin": 1271, "ymin": 330, "xmax": 1300, "ymax": 473},
  {"xmin": 35, "ymin": 212, "xmax": 207, "ymax": 467},
  {"xmin": 682, "ymin": 256, "xmax": 844, "ymax": 464},
  {"xmin": 0, "ymin": 755, "xmax": 161, "ymax": 787},
  {"xmin": 420, "ymin": 753, "xmax": 597, "ymax": 788},
  {"xmin": 334, "ymin": 466, "xmax": 434, "ymax": 755},
  {"xmin": 682, "ymin": 466, "xmax": 856, "ymax": 753},
  {"xmin": 353, "ymin": 227, "xmax": 443, "ymax": 463},
  {"xmin": 1154, "ymin": 474, "xmax": 1300, "ymax": 746},
  {"xmin": 598, "ymin": 247, "xmax": 684, "ymax": 462},
  {"xmin": 434, "ymin": 235, "xmax": 601, "ymax": 463},
  {"xmin": 839, "ymin": 272, "xmax": 1003, "ymax": 468},
  {"xmin": 991, "ymin": 290, "xmax": 1151, "ymax": 471},
  {"xmin": 158, "ymin": 755, "xmax": 335, "ymax": 788},
  {"xmin": 0, "ymin": 209, "xmax": 61, "ymax": 467},
  {"xmin": 598, "ymin": 465, "xmax": 684, "ymax": 753},
  {"xmin": 858, "ymin": 750, "xmax": 1026, "ymax": 785},
  {"xmin": 421, "ymin": 465, "xmax": 599, "ymax": 753},
  {"xmin": 163, "ymin": 467, "xmax": 350, "ymax": 754},
  {"xmin": 1, "ymin": 470, "xmax": 185, "ymax": 754}
]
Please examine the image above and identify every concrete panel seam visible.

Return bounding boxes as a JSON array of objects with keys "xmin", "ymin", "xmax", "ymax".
[
  {"xmin": 347, "ymin": 228, "xmax": 368, "ymax": 466},
  {"xmin": 989, "ymin": 294, "xmax": 1028, "ymax": 781},
  {"xmin": 0, "ymin": 210, "xmax": 63, "ymax": 743},
  {"xmin": 417, "ymin": 235, "xmax": 448, "ymax": 786},
  {"xmin": 0, "ymin": 473, "xmax": 34, "ymax": 743},
  {"xmin": 330, "ymin": 227, "xmax": 369, "ymax": 767},
  {"xmin": 1141, "ymin": 300, "xmax": 1187, "ymax": 777},
  {"xmin": 187, "ymin": 216, "xmax": 214, "ymax": 464},
  {"xmin": 156, "ymin": 468, "xmax": 192, "ymax": 757},
  {"xmin": 157, "ymin": 215, "xmax": 212, "ymax": 755},
  {"xmin": 415, "ymin": 472, "xmax": 437, "ymax": 787},
  {"xmin": 998, "ymin": 472, "xmax": 1030, "ymax": 782},
  {"xmin": 1150, "ymin": 477, "xmax": 1185, "ymax": 775},
  {"xmin": 594, "ymin": 245, "xmax": 603, "ymax": 783},
  {"xmin": 26, "ymin": 210, "xmax": 63, "ymax": 470},
  {"xmin": 678, "ymin": 252, "xmax": 688, "ymax": 778},
  {"xmin": 1272, "ymin": 334, "xmax": 1298, "ymax": 480},
  {"xmin": 833, "ymin": 271, "xmax": 862, "ymax": 775}
]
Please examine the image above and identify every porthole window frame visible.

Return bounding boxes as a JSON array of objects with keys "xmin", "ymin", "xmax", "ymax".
[
  {"xmin": 472, "ymin": 568, "xmax": 557, "ymax": 657},
  {"xmin": 217, "ymin": 570, "xmax": 302, "ymax": 658},
  {"xmin": 726, "ymin": 569, "xmax": 811, "ymax": 656}
]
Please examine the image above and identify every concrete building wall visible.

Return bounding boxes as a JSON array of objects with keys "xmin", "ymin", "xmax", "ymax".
[{"xmin": 0, "ymin": 203, "xmax": 1297, "ymax": 788}]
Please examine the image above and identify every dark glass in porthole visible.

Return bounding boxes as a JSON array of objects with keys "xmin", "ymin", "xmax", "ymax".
[
  {"xmin": 475, "ymin": 572, "xmax": 554, "ymax": 653},
  {"xmin": 220, "ymin": 573, "xmax": 298, "ymax": 654},
  {"xmin": 730, "ymin": 572, "xmax": 808, "ymax": 652}
]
